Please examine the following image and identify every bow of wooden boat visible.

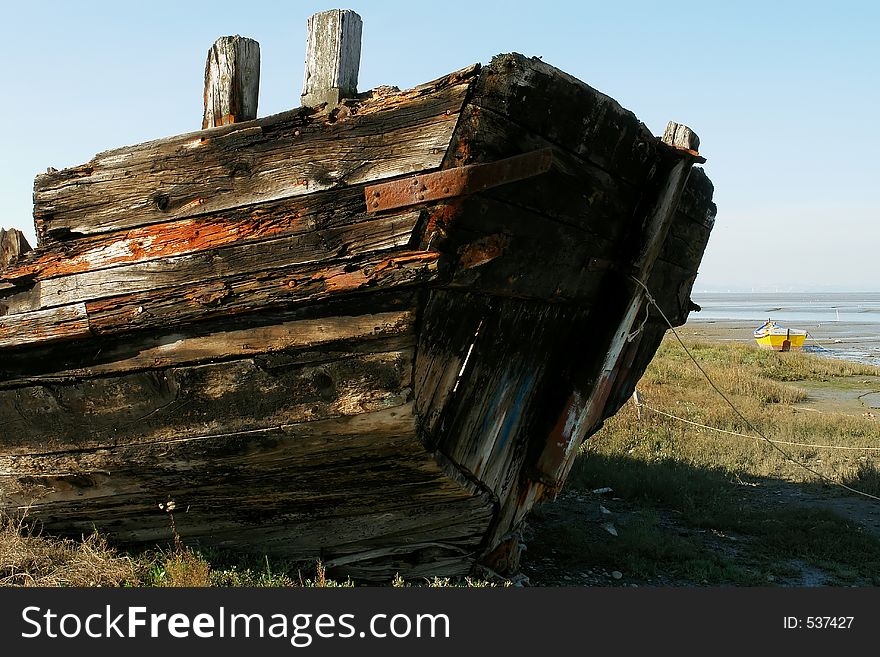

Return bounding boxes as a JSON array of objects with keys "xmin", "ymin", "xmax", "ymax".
[{"xmin": 0, "ymin": 14, "xmax": 715, "ymax": 581}]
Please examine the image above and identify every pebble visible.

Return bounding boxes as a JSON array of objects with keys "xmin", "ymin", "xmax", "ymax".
[{"xmin": 611, "ymin": 570, "xmax": 623, "ymax": 580}]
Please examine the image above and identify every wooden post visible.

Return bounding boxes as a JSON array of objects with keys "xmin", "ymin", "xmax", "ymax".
[
  {"xmin": 202, "ymin": 35, "xmax": 260, "ymax": 129},
  {"xmin": 662, "ymin": 121, "xmax": 700, "ymax": 153},
  {"xmin": 301, "ymin": 9, "xmax": 362, "ymax": 107},
  {"xmin": 632, "ymin": 389, "xmax": 643, "ymax": 420},
  {"xmin": 0, "ymin": 227, "xmax": 32, "ymax": 270}
]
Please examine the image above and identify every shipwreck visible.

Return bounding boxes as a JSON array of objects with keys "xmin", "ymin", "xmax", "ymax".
[{"xmin": 0, "ymin": 11, "xmax": 716, "ymax": 580}]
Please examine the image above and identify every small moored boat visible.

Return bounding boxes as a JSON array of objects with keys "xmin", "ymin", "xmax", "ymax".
[{"xmin": 754, "ymin": 320, "xmax": 806, "ymax": 351}]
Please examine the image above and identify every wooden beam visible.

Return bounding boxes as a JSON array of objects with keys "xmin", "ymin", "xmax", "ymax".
[
  {"xmin": 662, "ymin": 121, "xmax": 701, "ymax": 153},
  {"xmin": 83, "ymin": 250, "xmax": 441, "ymax": 338},
  {"xmin": 301, "ymin": 9, "xmax": 362, "ymax": 107},
  {"xmin": 202, "ymin": 35, "xmax": 260, "ymax": 129},
  {"xmin": 33, "ymin": 67, "xmax": 476, "ymax": 242},
  {"xmin": 0, "ymin": 309, "xmax": 415, "ymax": 384},
  {"xmin": 532, "ymin": 126, "xmax": 701, "ymax": 488},
  {"xmin": 0, "ymin": 303, "xmax": 91, "ymax": 349},
  {"xmin": 36, "ymin": 211, "xmax": 420, "ymax": 309},
  {"xmin": 0, "ymin": 349, "xmax": 415, "ymax": 451}
]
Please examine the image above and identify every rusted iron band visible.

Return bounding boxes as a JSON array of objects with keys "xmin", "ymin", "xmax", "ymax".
[{"xmin": 365, "ymin": 148, "xmax": 554, "ymax": 213}]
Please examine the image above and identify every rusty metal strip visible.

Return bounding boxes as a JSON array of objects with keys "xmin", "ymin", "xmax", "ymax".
[
  {"xmin": 365, "ymin": 148, "xmax": 554, "ymax": 213},
  {"xmin": 659, "ymin": 141, "xmax": 707, "ymax": 163}
]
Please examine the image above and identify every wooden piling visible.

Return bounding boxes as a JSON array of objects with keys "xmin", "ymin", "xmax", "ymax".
[
  {"xmin": 663, "ymin": 121, "xmax": 700, "ymax": 153},
  {"xmin": 301, "ymin": 9, "xmax": 362, "ymax": 107},
  {"xmin": 0, "ymin": 228, "xmax": 32, "ymax": 271},
  {"xmin": 202, "ymin": 35, "xmax": 260, "ymax": 129}
]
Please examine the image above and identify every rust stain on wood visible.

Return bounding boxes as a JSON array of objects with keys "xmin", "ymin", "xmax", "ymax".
[
  {"xmin": 320, "ymin": 252, "xmax": 441, "ymax": 293},
  {"xmin": 457, "ymin": 233, "xmax": 509, "ymax": 269},
  {"xmin": 187, "ymin": 281, "xmax": 233, "ymax": 306},
  {"xmin": 3, "ymin": 214, "xmax": 301, "ymax": 283},
  {"xmin": 0, "ymin": 303, "xmax": 91, "ymax": 349},
  {"xmin": 365, "ymin": 148, "xmax": 553, "ymax": 213}
]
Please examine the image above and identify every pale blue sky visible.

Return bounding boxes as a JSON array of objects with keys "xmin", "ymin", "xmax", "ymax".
[{"xmin": 1, "ymin": 1, "xmax": 877, "ymax": 291}]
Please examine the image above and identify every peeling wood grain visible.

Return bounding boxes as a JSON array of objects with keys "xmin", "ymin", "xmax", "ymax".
[
  {"xmin": 0, "ymin": 303, "xmax": 90, "ymax": 349},
  {"xmin": 2, "ymin": 187, "xmax": 372, "ymax": 285},
  {"xmin": 203, "ymin": 35, "xmax": 260, "ymax": 129},
  {"xmin": 36, "ymin": 211, "xmax": 420, "ymax": 309},
  {"xmin": 0, "ymin": 350, "xmax": 414, "ymax": 452},
  {"xmin": 34, "ymin": 68, "xmax": 478, "ymax": 241},
  {"xmin": 82, "ymin": 250, "xmax": 440, "ymax": 338},
  {"xmin": 301, "ymin": 9, "xmax": 362, "ymax": 107},
  {"xmin": 0, "ymin": 309, "xmax": 415, "ymax": 385}
]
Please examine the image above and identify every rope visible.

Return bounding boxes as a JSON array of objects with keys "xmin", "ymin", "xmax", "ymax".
[
  {"xmin": 638, "ymin": 402, "xmax": 880, "ymax": 451},
  {"xmin": 627, "ymin": 302, "xmax": 651, "ymax": 342},
  {"xmin": 630, "ymin": 276, "xmax": 880, "ymax": 502}
]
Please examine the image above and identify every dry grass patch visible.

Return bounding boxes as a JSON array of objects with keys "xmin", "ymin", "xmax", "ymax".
[
  {"xmin": 613, "ymin": 338, "xmax": 880, "ymax": 487},
  {"xmin": 0, "ymin": 514, "xmax": 141, "ymax": 587}
]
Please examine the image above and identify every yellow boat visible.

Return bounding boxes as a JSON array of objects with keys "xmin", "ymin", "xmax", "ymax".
[{"xmin": 754, "ymin": 320, "xmax": 806, "ymax": 351}]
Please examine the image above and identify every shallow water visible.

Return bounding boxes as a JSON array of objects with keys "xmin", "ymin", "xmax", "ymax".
[{"xmin": 691, "ymin": 292, "xmax": 880, "ymax": 325}]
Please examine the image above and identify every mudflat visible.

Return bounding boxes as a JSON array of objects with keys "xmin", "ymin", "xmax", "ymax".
[{"xmin": 685, "ymin": 317, "xmax": 880, "ymax": 367}]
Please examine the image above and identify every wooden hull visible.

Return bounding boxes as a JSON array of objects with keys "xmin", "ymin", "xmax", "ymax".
[
  {"xmin": 755, "ymin": 334, "xmax": 806, "ymax": 351},
  {"xmin": 0, "ymin": 54, "xmax": 715, "ymax": 580}
]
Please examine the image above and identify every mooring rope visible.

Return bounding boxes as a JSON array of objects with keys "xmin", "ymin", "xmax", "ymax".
[
  {"xmin": 637, "ymin": 402, "xmax": 880, "ymax": 451},
  {"xmin": 630, "ymin": 276, "xmax": 880, "ymax": 503}
]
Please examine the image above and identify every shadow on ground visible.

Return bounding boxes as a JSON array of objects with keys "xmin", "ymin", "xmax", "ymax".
[{"xmin": 520, "ymin": 453, "xmax": 880, "ymax": 587}]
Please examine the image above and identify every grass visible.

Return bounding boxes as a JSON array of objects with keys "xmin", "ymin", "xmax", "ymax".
[
  {"xmin": 0, "ymin": 512, "xmax": 501, "ymax": 588},
  {"xmin": 0, "ymin": 515, "xmax": 142, "ymax": 587},
  {"xmin": 558, "ymin": 337, "xmax": 880, "ymax": 585}
]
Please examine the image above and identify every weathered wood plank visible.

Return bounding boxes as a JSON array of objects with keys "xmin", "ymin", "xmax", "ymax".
[
  {"xmin": 445, "ymin": 104, "xmax": 642, "ymax": 241},
  {"xmin": 0, "ymin": 281, "xmax": 41, "ymax": 316},
  {"xmin": 0, "ymin": 349, "xmax": 413, "ymax": 452},
  {"xmin": 34, "ymin": 68, "xmax": 477, "ymax": 241},
  {"xmin": 1, "ymin": 403, "xmax": 495, "ymax": 581},
  {"xmin": 36, "ymin": 211, "xmax": 419, "ymax": 309},
  {"xmin": 662, "ymin": 121, "xmax": 700, "ymax": 152},
  {"xmin": 414, "ymin": 292, "xmax": 486, "ymax": 440},
  {"xmin": 2, "ymin": 186, "xmax": 371, "ymax": 286},
  {"xmin": 0, "ymin": 303, "xmax": 91, "ymax": 349},
  {"xmin": 301, "ymin": 9, "xmax": 362, "ymax": 107},
  {"xmin": 0, "ymin": 290, "xmax": 417, "ymax": 381},
  {"xmin": 82, "ymin": 250, "xmax": 440, "ymax": 338},
  {"xmin": 467, "ymin": 53, "xmax": 661, "ymax": 185},
  {"xmin": 0, "ymin": 309, "xmax": 415, "ymax": 385},
  {"xmin": 426, "ymin": 293, "xmax": 588, "ymax": 495},
  {"xmin": 202, "ymin": 35, "xmax": 260, "ymax": 129},
  {"xmin": 429, "ymin": 196, "xmax": 610, "ymax": 301}
]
